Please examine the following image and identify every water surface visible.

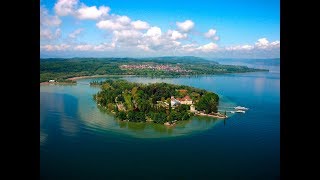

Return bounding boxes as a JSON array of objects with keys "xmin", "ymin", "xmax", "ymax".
[{"xmin": 40, "ymin": 71, "xmax": 280, "ymax": 179}]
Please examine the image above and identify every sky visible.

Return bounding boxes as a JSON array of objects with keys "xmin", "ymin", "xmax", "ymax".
[{"xmin": 40, "ymin": 0, "xmax": 280, "ymax": 58}]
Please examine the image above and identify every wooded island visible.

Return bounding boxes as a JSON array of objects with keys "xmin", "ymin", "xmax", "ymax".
[{"xmin": 93, "ymin": 79, "xmax": 223, "ymax": 125}]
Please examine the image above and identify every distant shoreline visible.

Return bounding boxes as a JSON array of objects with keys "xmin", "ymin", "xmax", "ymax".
[
  {"xmin": 40, "ymin": 71, "xmax": 270, "ymax": 85},
  {"xmin": 67, "ymin": 75, "xmax": 133, "ymax": 81}
]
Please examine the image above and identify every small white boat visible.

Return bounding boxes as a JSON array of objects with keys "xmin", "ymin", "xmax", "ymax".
[
  {"xmin": 234, "ymin": 106, "xmax": 249, "ymax": 110},
  {"xmin": 235, "ymin": 110, "xmax": 245, "ymax": 113},
  {"xmin": 231, "ymin": 110, "xmax": 245, "ymax": 113}
]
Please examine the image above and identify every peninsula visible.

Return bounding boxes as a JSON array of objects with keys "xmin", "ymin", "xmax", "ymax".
[{"xmin": 93, "ymin": 79, "xmax": 226, "ymax": 125}]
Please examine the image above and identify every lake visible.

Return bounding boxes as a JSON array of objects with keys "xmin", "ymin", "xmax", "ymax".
[{"xmin": 40, "ymin": 71, "xmax": 280, "ymax": 179}]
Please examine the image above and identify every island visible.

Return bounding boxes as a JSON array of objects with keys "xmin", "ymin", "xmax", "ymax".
[
  {"xmin": 40, "ymin": 56, "xmax": 268, "ymax": 83},
  {"xmin": 93, "ymin": 79, "xmax": 227, "ymax": 126}
]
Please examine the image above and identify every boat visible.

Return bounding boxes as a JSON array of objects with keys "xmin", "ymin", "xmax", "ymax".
[
  {"xmin": 234, "ymin": 106, "xmax": 249, "ymax": 110},
  {"xmin": 235, "ymin": 110, "xmax": 245, "ymax": 113},
  {"xmin": 230, "ymin": 110, "xmax": 245, "ymax": 113}
]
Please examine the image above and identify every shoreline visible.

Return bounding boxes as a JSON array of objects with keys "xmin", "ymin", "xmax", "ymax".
[
  {"xmin": 67, "ymin": 74, "xmax": 136, "ymax": 81},
  {"xmin": 40, "ymin": 82, "xmax": 77, "ymax": 85},
  {"xmin": 195, "ymin": 112, "xmax": 228, "ymax": 119}
]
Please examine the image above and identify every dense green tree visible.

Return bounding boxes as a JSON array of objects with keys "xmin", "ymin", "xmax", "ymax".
[{"xmin": 116, "ymin": 111, "xmax": 127, "ymax": 120}]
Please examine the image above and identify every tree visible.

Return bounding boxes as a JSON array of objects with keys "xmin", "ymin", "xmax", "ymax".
[
  {"xmin": 116, "ymin": 111, "xmax": 127, "ymax": 121},
  {"xmin": 196, "ymin": 92, "xmax": 219, "ymax": 113}
]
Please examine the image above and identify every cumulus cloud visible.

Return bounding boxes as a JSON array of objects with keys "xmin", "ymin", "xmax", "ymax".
[
  {"xmin": 131, "ymin": 20, "xmax": 150, "ymax": 30},
  {"xmin": 55, "ymin": 0, "xmax": 110, "ymax": 20},
  {"xmin": 146, "ymin": 26, "xmax": 162, "ymax": 37},
  {"xmin": 255, "ymin": 38, "xmax": 280, "ymax": 49},
  {"xmin": 197, "ymin": 42, "xmax": 218, "ymax": 52},
  {"xmin": 226, "ymin": 38, "xmax": 280, "ymax": 51},
  {"xmin": 54, "ymin": 0, "xmax": 78, "ymax": 16},
  {"xmin": 167, "ymin": 30, "xmax": 187, "ymax": 40},
  {"xmin": 204, "ymin": 28, "xmax": 219, "ymax": 42},
  {"xmin": 226, "ymin": 45, "xmax": 254, "ymax": 51},
  {"xmin": 176, "ymin": 20, "xmax": 194, "ymax": 32},
  {"xmin": 40, "ymin": 44, "xmax": 71, "ymax": 51},
  {"xmin": 204, "ymin": 29, "xmax": 216, "ymax": 38},
  {"xmin": 181, "ymin": 43, "xmax": 198, "ymax": 52},
  {"xmin": 96, "ymin": 16, "xmax": 131, "ymax": 30},
  {"xmin": 255, "ymin": 38, "xmax": 269, "ymax": 48},
  {"xmin": 40, "ymin": 7, "xmax": 61, "ymax": 40},
  {"xmin": 68, "ymin": 28, "xmax": 84, "ymax": 38},
  {"xmin": 40, "ymin": 7, "xmax": 61, "ymax": 27},
  {"xmin": 75, "ymin": 5, "xmax": 110, "ymax": 20}
]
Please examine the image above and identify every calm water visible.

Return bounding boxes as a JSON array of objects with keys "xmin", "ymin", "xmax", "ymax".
[{"xmin": 40, "ymin": 71, "xmax": 280, "ymax": 179}]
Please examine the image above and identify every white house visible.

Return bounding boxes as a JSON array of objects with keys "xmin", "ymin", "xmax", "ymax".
[
  {"xmin": 171, "ymin": 96, "xmax": 181, "ymax": 107},
  {"xmin": 49, "ymin": 80, "xmax": 55, "ymax": 83}
]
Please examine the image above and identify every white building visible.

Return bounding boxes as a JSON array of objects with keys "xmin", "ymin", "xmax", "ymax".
[
  {"xmin": 190, "ymin": 104, "xmax": 196, "ymax": 112},
  {"xmin": 49, "ymin": 80, "xmax": 55, "ymax": 83},
  {"xmin": 171, "ymin": 96, "xmax": 181, "ymax": 107}
]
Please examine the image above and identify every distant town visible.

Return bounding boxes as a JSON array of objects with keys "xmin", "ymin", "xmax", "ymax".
[{"xmin": 120, "ymin": 64, "xmax": 192, "ymax": 73}]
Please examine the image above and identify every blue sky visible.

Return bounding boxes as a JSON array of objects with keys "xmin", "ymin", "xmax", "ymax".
[{"xmin": 40, "ymin": 0, "xmax": 280, "ymax": 58}]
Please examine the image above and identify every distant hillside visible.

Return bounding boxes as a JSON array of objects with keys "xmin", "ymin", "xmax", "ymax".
[{"xmin": 40, "ymin": 57, "xmax": 268, "ymax": 82}]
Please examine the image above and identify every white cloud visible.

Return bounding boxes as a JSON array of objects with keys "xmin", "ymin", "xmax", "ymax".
[
  {"xmin": 204, "ymin": 29, "xmax": 216, "ymax": 38},
  {"xmin": 75, "ymin": 5, "xmax": 110, "ymax": 20},
  {"xmin": 255, "ymin": 38, "xmax": 269, "ymax": 48},
  {"xmin": 131, "ymin": 20, "xmax": 150, "ymax": 30},
  {"xmin": 167, "ymin": 30, "xmax": 187, "ymax": 40},
  {"xmin": 225, "ymin": 38, "xmax": 280, "ymax": 52},
  {"xmin": 74, "ymin": 44, "xmax": 93, "ymax": 51},
  {"xmin": 69, "ymin": 28, "xmax": 84, "ymax": 38},
  {"xmin": 197, "ymin": 42, "xmax": 218, "ymax": 52},
  {"xmin": 113, "ymin": 30, "xmax": 142, "ymax": 45},
  {"xmin": 146, "ymin": 26, "xmax": 162, "ymax": 37},
  {"xmin": 40, "ymin": 44, "xmax": 71, "ymax": 51},
  {"xmin": 40, "ymin": 28, "xmax": 61, "ymax": 40},
  {"xmin": 40, "ymin": 7, "xmax": 61, "ymax": 27},
  {"xmin": 96, "ymin": 16, "xmax": 131, "ymax": 30},
  {"xmin": 137, "ymin": 44, "xmax": 151, "ymax": 51},
  {"xmin": 270, "ymin": 40, "xmax": 280, "ymax": 47},
  {"xmin": 40, "ymin": 28, "xmax": 53, "ymax": 40},
  {"xmin": 116, "ymin": 16, "xmax": 131, "ymax": 25},
  {"xmin": 40, "ymin": 7, "xmax": 62, "ymax": 40},
  {"xmin": 96, "ymin": 20, "xmax": 126, "ymax": 30},
  {"xmin": 254, "ymin": 38, "xmax": 280, "ymax": 49},
  {"xmin": 176, "ymin": 20, "xmax": 195, "ymax": 32},
  {"xmin": 226, "ymin": 45, "xmax": 254, "ymax": 51},
  {"xmin": 54, "ymin": 0, "xmax": 78, "ymax": 16}
]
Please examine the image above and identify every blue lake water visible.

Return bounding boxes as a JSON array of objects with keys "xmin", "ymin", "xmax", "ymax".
[{"xmin": 40, "ymin": 71, "xmax": 280, "ymax": 179}]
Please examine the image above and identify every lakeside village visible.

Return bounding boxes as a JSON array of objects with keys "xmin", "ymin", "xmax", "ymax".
[{"xmin": 120, "ymin": 64, "xmax": 192, "ymax": 73}]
